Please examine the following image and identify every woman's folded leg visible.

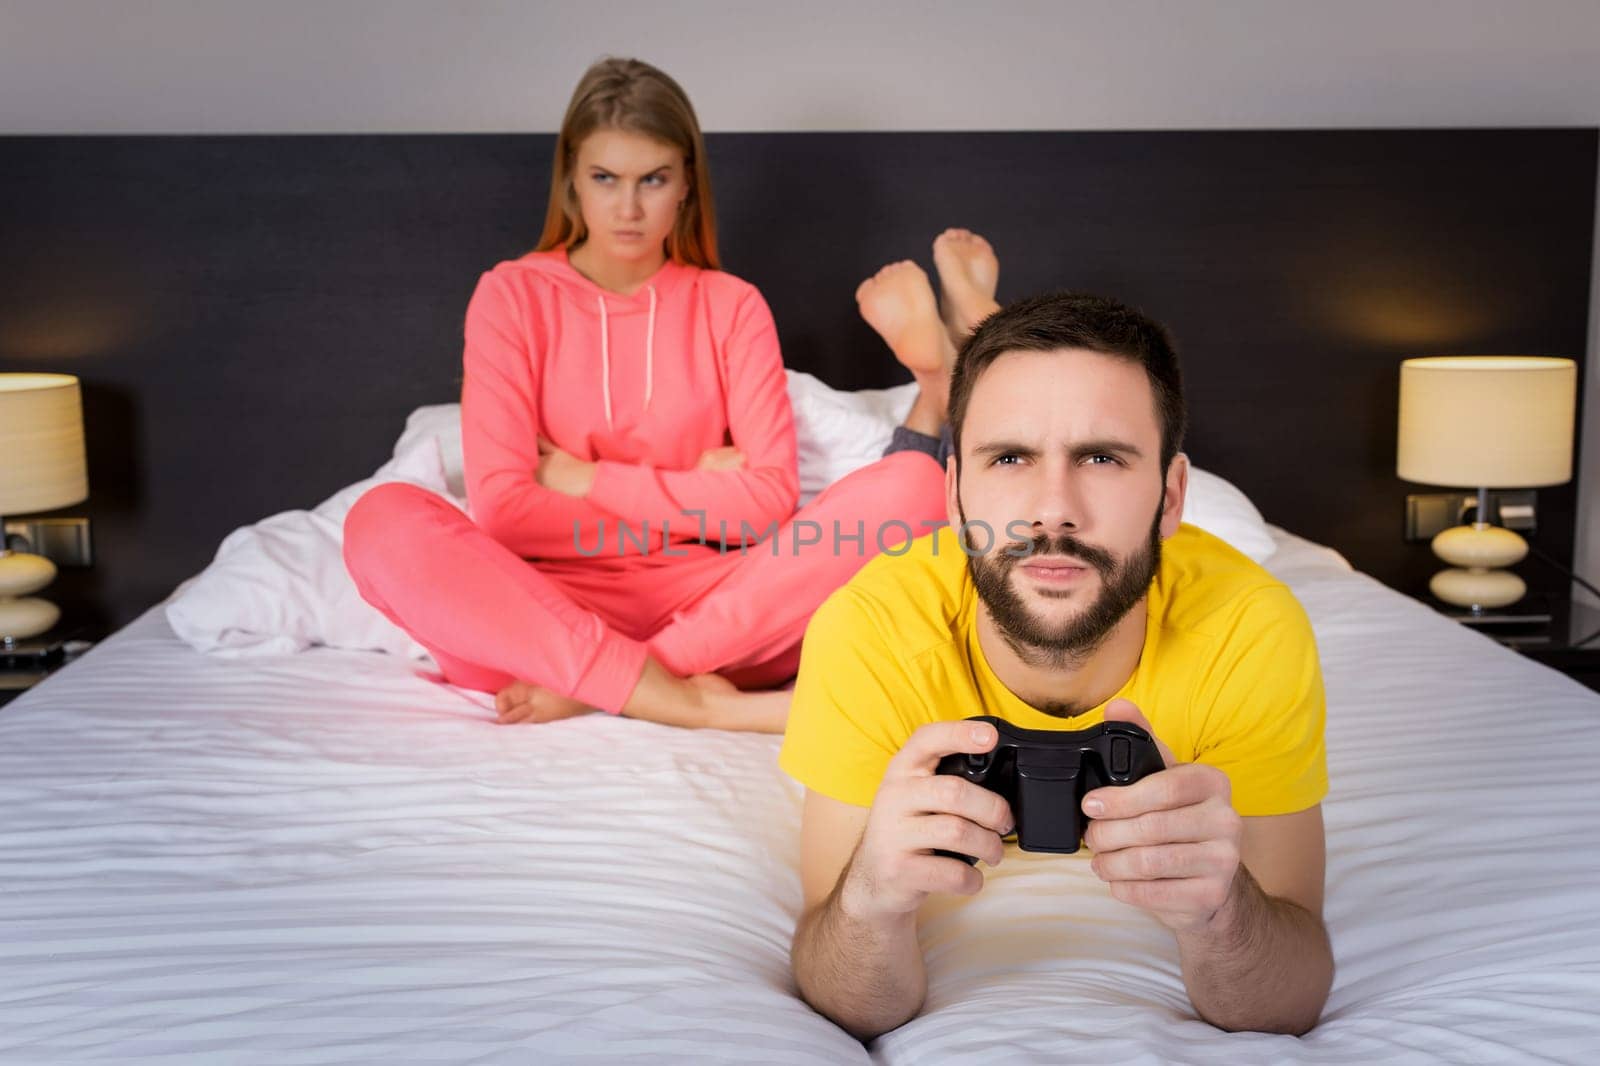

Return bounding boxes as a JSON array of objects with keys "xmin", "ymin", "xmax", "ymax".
[
  {"xmin": 342, "ymin": 481, "xmax": 649, "ymax": 713},
  {"xmin": 647, "ymin": 449, "xmax": 948, "ymax": 681}
]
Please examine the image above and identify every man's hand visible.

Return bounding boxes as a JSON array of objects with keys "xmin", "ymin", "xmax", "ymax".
[
  {"xmin": 839, "ymin": 719, "xmax": 1015, "ymax": 922},
  {"xmin": 1082, "ymin": 699, "xmax": 1244, "ymax": 933},
  {"xmin": 535, "ymin": 436, "xmax": 597, "ymax": 497},
  {"xmin": 696, "ymin": 445, "xmax": 746, "ymax": 471}
]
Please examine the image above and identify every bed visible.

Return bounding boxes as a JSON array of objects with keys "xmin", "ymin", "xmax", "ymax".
[{"xmin": 2, "ymin": 382, "xmax": 1598, "ymax": 1065}]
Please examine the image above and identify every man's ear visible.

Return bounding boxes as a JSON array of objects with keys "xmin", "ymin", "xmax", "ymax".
[
  {"xmin": 1160, "ymin": 452, "xmax": 1190, "ymax": 539},
  {"xmin": 944, "ymin": 453, "xmax": 962, "ymax": 533}
]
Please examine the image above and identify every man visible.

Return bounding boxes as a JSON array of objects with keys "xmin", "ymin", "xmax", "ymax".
[{"xmin": 779, "ymin": 291, "xmax": 1333, "ymax": 1040}]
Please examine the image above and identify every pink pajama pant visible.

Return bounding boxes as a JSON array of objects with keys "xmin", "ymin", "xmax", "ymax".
[{"xmin": 342, "ymin": 450, "xmax": 946, "ymax": 712}]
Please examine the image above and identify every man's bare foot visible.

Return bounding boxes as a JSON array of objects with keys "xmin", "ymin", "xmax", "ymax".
[
  {"xmin": 494, "ymin": 679, "xmax": 595, "ymax": 725},
  {"xmin": 856, "ymin": 261, "xmax": 955, "ymax": 377},
  {"xmin": 932, "ymin": 228, "xmax": 1001, "ymax": 343}
]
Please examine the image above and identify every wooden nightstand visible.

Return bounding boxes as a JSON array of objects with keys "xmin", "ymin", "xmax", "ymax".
[{"xmin": 1443, "ymin": 598, "xmax": 1600, "ymax": 693}]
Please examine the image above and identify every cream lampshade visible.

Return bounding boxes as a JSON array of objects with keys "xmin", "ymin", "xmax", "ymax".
[
  {"xmin": 1397, "ymin": 356, "xmax": 1577, "ymax": 610},
  {"xmin": 0, "ymin": 374, "xmax": 89, "ymax": 640}
]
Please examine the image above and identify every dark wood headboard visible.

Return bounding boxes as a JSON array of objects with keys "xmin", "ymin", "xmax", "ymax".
[{"xmin": 1, "ymin": 129, "xmax": 1593, "ymax": 631}]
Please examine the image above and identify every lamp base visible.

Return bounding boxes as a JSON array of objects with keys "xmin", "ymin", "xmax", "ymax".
[
  {"xmin": 1428, "ymin": 521, "xmax": 1529, "ymax": 611},
  {"xmin": 0, "ymin": 596, "xmax": 61, "ymax": 641},
  {"xmin": 0, "ymin": 550, "xmax": 63, "ymax": 641},
  {"xmin": 1429, "ymin": 567, "xmax": 1527, "ymax": 611}
]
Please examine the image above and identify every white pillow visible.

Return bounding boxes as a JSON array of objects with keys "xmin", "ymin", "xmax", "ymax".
[
  {"xmin": 164, "ymin": 437, "xmax": 462, "ymax": 660},
  {"xmin": 1179, "ymin": 466, "xmax": 1276, "ymax": 562},
  {"xmin": 398, "ymin": 371, "xmax": 1277, "ymax": 562},
  {"xmin": 784, "ymin": 371, "xmax": 916, "ymax": 505},
  {"xmin": 391, "ymin": 403, "xmax": 466, "ymax": 501}
]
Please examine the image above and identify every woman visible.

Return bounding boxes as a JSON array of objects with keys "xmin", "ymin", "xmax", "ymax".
[{"xmin": 343, "ymin": 57, "xmax": 999, "ymax": 732}]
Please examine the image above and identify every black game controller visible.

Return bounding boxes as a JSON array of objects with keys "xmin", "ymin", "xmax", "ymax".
[{"xmin": 934, "ymin": 715, "xmax": 1165, "ymax": 860}]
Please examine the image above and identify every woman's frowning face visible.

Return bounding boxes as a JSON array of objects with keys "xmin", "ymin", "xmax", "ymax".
[{"xmin": 571, "ymin": 127, "xmax": 688, "ymax": 267}]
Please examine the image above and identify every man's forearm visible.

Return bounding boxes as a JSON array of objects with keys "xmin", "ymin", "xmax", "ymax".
[
  {"xmin": 1175, "ymin": 866, "xmax": 1334, "ymax": 1035},
  {"xmin": 792, "ymin": 883, "xmax": 927, "ymax": 1041}
]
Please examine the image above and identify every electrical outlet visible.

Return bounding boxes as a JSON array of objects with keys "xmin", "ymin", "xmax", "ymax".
[
  {"xmin": 1404, "ymin": 491, "xmax": 1536, "ymax": 542},
  {"xmin": 2, "ymin": 518, "xmax": 93, "ymax": 567}
]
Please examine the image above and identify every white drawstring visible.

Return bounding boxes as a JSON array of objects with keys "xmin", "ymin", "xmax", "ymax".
[
  {"xmin": 643, "ymin": 283, "xmax": 657, "ymax": 414},
  {"xmin": 596, "ymin": 284, "xmax": 658, "ymax": 432},
  {"xmin": 597, "ymin": 294, "xmax": 613, "ymax": 430}
]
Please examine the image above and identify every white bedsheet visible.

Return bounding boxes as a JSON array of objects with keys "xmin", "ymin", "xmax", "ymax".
[{"xmin": 1, "ymin": 530, "xmax": 1597, "ymax": 1064}]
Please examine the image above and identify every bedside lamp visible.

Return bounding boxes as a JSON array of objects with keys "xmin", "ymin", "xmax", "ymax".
[
  {"xmin": 1397, "ymin": 356, "xmax": 1577, "ymax": 611},
  {"xmin": 0, "ymin": 374, "xmax": 88, "ymax": 641}
]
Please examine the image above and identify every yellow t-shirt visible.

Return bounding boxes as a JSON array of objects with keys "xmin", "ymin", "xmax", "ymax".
[{"xmin": 778, "ymin": 523, "xmax": 1327, "ymax": 817}]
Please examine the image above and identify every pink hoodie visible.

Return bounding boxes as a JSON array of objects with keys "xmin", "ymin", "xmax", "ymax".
[{"xmin": 460, "ymin": 250, "xmax": 800, "ymax": 561}]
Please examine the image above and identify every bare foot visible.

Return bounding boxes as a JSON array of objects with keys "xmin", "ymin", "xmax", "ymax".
[
  {"xmin": 856, "ymin": 261, "xmax": 955, "ymax": 376},
  {"xmin": 932, "ymin": 228, "xmax": 1000, "ymax": 342},
  {"xmin": 494, "ymin": 679, "xmax": 596, "ymax": 725}
]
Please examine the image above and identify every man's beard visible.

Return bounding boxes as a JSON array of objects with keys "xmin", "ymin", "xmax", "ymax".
[{"xmin": 961, "ymin": 503, "xmax": 1164, "ymax": 671}]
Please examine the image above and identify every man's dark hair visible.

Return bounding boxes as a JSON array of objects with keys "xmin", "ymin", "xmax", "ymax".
[{"xmin": 948, "ymin": 291, "xmax": 1187, "ymax": 473}]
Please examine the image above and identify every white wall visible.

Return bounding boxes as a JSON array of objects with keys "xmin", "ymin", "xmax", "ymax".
[{"xmin": 3, "ymin": 0, "xmax": 1597, "ymax": 596}]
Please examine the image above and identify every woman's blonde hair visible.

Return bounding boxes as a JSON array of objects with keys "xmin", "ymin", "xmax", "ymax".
[{"xmin": 535, "ymin": 58, "xmax": 719, "ymax": 269}]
